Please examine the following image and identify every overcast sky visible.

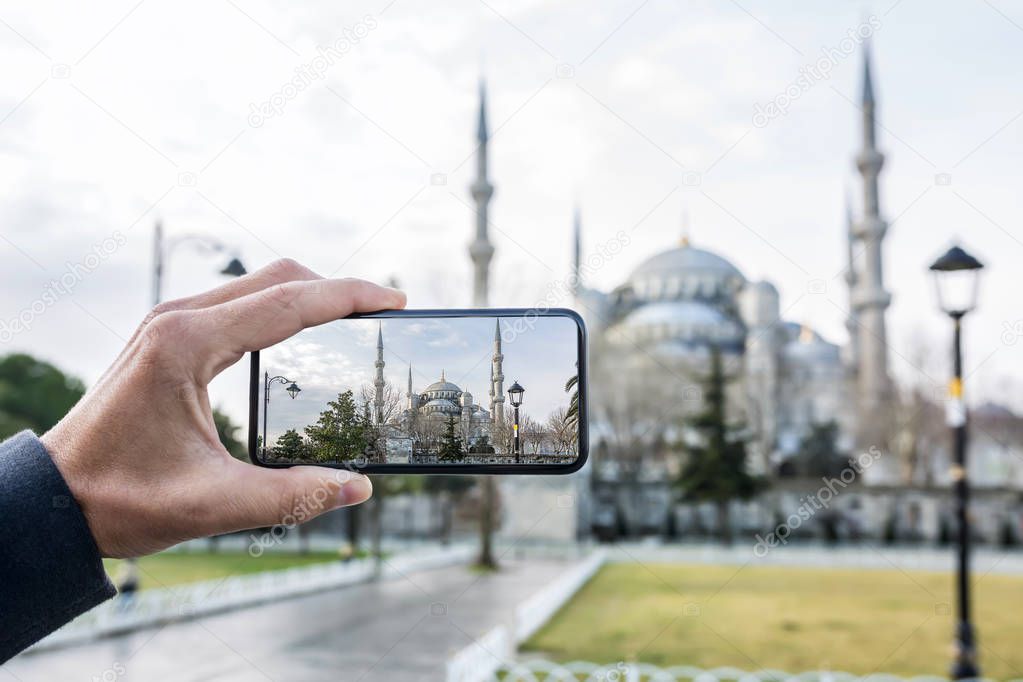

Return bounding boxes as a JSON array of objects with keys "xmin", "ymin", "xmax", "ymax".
[
  {"xmin": 2, "ymin": 0, "xmax": 1022, "ymax": 427},
  {"xmin": 262, "ymin": 315, "xmax": 577, "ymax": 442}
]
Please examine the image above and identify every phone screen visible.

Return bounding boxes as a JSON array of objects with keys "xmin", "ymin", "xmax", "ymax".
[{"xmin": 250, "ymin": 310, "xmax": 586, "ymax": 472}]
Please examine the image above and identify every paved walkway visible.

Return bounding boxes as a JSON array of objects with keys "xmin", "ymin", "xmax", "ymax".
[{"xmin": 4, "ymin": 558, "xmax": 569, "ymax": 682}]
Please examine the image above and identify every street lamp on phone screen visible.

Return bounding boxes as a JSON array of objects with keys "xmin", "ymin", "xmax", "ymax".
[
  {"xmin": 263, "ymin": 373, "xmax": 301, "ymax": 456},
  {"xmin": 507, "ymin": 381, "xmax": 524, "ymax": 463}
]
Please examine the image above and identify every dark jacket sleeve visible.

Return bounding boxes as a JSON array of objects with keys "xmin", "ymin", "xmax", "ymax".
[{"xmin": 0, "ymin": 431, "xmax": 116, "ymax": 662}]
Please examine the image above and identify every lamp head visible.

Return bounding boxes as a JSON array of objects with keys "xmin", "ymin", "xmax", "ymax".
[
  {"xmin": 507, "ymin": 381, "xmax": 525, "ymax": 407},
  {"xmin": 221, "ymin": 257, "xmax": 248, "ymax": 278},
  {"xmin": 929, "ymin": 245, "xmax": 984, "ymax": 317}
]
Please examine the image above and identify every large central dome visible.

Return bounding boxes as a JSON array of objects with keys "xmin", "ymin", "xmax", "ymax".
[{"xmin": 628, "ymin": 243, "xmax": 745, "ymax": 303}]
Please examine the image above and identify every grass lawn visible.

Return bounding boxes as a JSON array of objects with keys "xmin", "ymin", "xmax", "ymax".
[
  {"xmin": 102, "ymin": 551, "xmax": 343, "ymax": 590},
  {"xmin": 522, "ymin": 562, "xmax": 1023, "ymax": 679}
]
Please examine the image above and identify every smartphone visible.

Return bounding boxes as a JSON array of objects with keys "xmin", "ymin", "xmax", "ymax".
[{"xmin": 248, "ymin": 308, "xmax": 587, "ymax": 474}]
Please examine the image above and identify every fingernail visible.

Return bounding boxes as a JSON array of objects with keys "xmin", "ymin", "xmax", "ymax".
[
  {"xmin": 388, "ymin": 287, "xmax": 407, "ymax": 305},
  {"xmin": 337, "ymin": 474, "xmax": 372, "ymax": 507}
]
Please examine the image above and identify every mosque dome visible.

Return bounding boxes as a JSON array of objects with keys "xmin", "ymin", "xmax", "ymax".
[
  {"xmin": 425, "ymin": 380, "xmax": 461, "ymax": 394},
  {"xmin": 422, "ymin": 371, "xmax": 462, "ymax": 401},
  {"xmin": 610, "ymin": 300, "xmax": 745, "ymax": 350},
  {"xmin": 628, "ymin": 244, "xmax": 746, "ymax": 303}
]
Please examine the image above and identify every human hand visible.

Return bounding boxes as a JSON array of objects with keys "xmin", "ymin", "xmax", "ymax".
[{"xmin": 42, "ymin": 259, "xmax": 406, "ymax": 558}]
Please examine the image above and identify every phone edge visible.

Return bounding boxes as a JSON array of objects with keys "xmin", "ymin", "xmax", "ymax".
[{"xmin": 248, "ymin": 307, "xmax": 588, "ymax": 475}]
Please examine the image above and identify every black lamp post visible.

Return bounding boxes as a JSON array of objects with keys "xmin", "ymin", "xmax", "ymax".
[
  {"xmin": 508, "ymin": 381, "xmax": 524, "ymax": 463},
  {"xmin": 152, "ymin": 221, "xmax": 247, "ymax": 307},
  {"xmin": 929, "ymin": 244, "xmax": 984, "ymax": 681},
  {"xmin": 263, "ymin": 372, "xmax": 301, "ymax": 455}
]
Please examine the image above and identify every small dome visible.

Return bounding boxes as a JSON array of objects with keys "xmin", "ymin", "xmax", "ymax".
[{"xmin": 782, "ymin": 326, "xmax": 841, "ymax": 365}]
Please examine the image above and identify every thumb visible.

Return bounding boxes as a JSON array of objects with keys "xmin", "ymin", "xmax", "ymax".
[{"xmin": 212, "ymin": 463, "xmax": 373, "ymax": 534}]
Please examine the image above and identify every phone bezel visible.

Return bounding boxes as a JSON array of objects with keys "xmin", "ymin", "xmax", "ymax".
[{"xmin": 248, "ymin": 307, "xmax": 588, "ymax": 475}]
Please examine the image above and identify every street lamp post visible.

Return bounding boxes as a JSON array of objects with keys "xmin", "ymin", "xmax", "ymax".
[
  {"xmin": 263, "ymin": 373, "xmax": 301, "ymax": 455},
  {"xmin": 929, "ymin": 244, "xmax": 985, "ymax": 681},
  {"xmin": 119, "ymin": 222, "xmax": 248, "ymax": 598},
  {"xmin": 507, "ymin": 381, "xmax": 524, "ymax": 463},
  {"xmin": 152, "ymin": 220, "xmax": 247, "ymax": 307}
]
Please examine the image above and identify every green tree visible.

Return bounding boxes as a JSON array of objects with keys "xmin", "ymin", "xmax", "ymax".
[
  {"xmin": 304, "ymin": 390, "xmax": 369, "ymax": 462},
  {"xmin": 0, "ymin": 354, "xmax": 85, "ymax": 438},
  {"xmin": 424, "ymin": 475, "xmax": 475, "ymax": 545},
  {"xmin": 791, "ymin": 420, "xmax": 846, "ymax": 478},
  {"xmin": 213, "ymin": 407, "xmax": 248, "ymax": 462},
  {"xmin": 438, "ymin": 415, "xmax": 464, "ymax": 462},
  {"xmin": 271, "ymin": 428, "xmax": 307, "ymax": 460},
  {"xmin": 564, "ymin": 373, "xmax": 580, "ymax": 431},
  {"xmin": 675, "ymin": 346, "xmax": 762, "ymax": 544}
]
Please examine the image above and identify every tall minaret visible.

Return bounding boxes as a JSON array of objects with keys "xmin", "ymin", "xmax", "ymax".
[
  {"xmin": 406, "ymin": 364, "xmax": 419, "ymax": 411},
  {"xmin": 469, "ymin": 80, "xmax": 495, "ymax": 308},
  {"xmin": 571, "ymin": 205, "xmax": 582, "ymax": 295},
  {"xmin": 491, "ymin": 319, "xmax": 505, "ymax": 424},
  {"xmin": 842, "ymin": 192, "xmax": 859, "ymax": 374},
  {"xmin": 852, "ymin": 42, "xmax": 892, "ymax": 442},
  {"xmin": 374, "ymin": 322, "xmax": 385, "ymax": 424}
]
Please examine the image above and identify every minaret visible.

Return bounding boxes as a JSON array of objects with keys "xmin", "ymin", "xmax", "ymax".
[
  {"xmin": 843, "ymin": 192, "xmax": 859, "ymax": 374},
  {"xmin": 851, "ymin": 42, "xmax": 892, "ymax": 442},
  {"xmin": 491, "ymin": 319, "xmax": 505, "ymax": 424},
  {"xmin": 406, "ymin": 364, "xmax": 418, "ymax": 411},
  {"xmin": 469, "ymin": 80, "xmax": 495, "ymax": 308},
  {"xmin": 571, "ymin": 205, "xmax": 582, "ymax": 295},
  {"xmin": 488, "ymin": 360, "xmax": 495, "ymax": 414},
  {"xmin": 374, "ymin": 322, "xmax": 385, "ymax": 424}
]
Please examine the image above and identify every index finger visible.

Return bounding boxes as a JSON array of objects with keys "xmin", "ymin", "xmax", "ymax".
[{"xmin": 192, "ymin": 278, "xmax": 406, "ymax": 379}]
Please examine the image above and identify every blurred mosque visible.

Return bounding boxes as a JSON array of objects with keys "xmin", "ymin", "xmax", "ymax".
[{"xmin": 460, "ymin": 43, "xmax": 1023, "ymax": 544}]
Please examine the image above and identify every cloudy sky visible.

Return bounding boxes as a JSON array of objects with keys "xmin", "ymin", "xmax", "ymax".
[
  {"xmin": 2, "ymin": 0, "xmax": 1022, "ymax": 427},
  {"xmin": 261, "ymin": 314, "xmax": 578, "ymax": 443}
]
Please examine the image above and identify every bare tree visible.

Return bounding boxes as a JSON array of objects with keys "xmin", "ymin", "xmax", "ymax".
[
  {"xmin": 520, "ymin": 414, "xmax": 545, "ymax": 454},
  {"xmin": 359, "ymin": 380, "xmax": 405, "ymax": 426},
  {"xmin": 894, "ymin": 335, "xmax": 946, "ymax": 485},
  {"xmin": 546, "ymin": 406, "xmax": 577, "ymax": 456}
]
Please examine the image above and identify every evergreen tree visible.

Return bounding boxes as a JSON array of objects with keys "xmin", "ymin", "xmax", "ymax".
[
  {"xmin": 424, "ymin": 474, "xmax": 476, "ymax": 544},
  {"xmin": 271, "ymin": 428, "xmax": 307, "ymax": 460},
  {"xmin": 675, "ymin": 346, "xmax": 762, "ymax": 544},
  {"xmin": 792, "ymin": 420, "xmax": 845, "ymax": 478},
  {"xmin": 438, "ymin": 414, "xmax": 464, "ymax": 461},
  {"xmin": 304, "ymin": 390, "xmax": 369, "ymax": 462},
  {"xmin": 213, "ymin": 407, "xmax": 248, "ymax": 462}
]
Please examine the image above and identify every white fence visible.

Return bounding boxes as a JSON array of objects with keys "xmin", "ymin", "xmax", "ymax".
[
  {"xmin": 446, "ymin": 550, "xmax": 608, "ymax": 682},
  {"xmin": 492, "ymin": 662, "xmax": 1023, "ymax": 682},
  {"xmin": 32, "ymin": 544, "xmax": 474, "ymax": 652}
]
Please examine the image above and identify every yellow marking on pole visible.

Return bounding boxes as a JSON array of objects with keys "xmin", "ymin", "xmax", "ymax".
[
  {"xmin": 949, "ymin": 465, "xmax": 965, "ymax": 481},
  {"xmin": 949, "ymin": 377, "xmax": 962, "ymax": 398}
]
